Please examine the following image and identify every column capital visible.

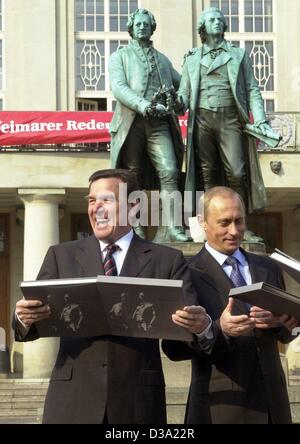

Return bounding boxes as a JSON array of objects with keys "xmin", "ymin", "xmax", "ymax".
[{"xmin": 18, "ymin": 189, "xmax": 66, "ymax": 205}]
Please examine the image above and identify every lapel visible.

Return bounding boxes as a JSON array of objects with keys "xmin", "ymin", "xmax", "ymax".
[
  {"xmin": 226, "ymin": 43, "xmax": 244, "ymax": 92},
  {"xmin": 119, "ymin": 234, "xmax": 153, "ymax": 277},
  {"xmin": 200, "ymin": 53, "xmax": 211, "ymax": 69},
  {"xmin": 188, "ymin": 48, "xmax": 202, "ymax": 107},
  {"xmin": 74, "ymin": 235, "xmax": 105, "ymax": 277},
  {"xmin": 206, "ymin": 51, "xmax": 232, "ymax": 75},
  {"xmin": 191, "ymin": 247, "xmax": 248, "ymax": 315}
]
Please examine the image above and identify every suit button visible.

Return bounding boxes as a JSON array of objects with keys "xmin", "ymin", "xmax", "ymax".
[{"xmin": 102, "ymin": 363, "xmax": 107, "ymax": 368}]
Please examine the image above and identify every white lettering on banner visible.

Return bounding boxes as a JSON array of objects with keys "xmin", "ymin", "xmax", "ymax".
[
  {"xmin": 0, "ymin": 120, "xmax": 64, "ymax": 133},
  {"xmin": 66, "ymin": 119, "xmax": 110, "ymax": 131},
  {"xmin": 179, "ymin": 119, "xmax": 188, "ymax": 127}
]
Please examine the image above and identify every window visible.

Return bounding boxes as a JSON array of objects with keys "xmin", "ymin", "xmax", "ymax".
[
  {"xmin": 244, "ymin": 0, "xmax": 273, "ymax": 32},
  {"xmin": 110, "ymin": 39, "xmax": 129, "ymax": 54},
  {"xmin": 265, "ymin": 99, "xmax": 275, "ymax": 112},
  {"xmin": 216, "ymin": 0, "xmax": 276, "ymax": 109},
  {"xmin": 110, "ymin": 0, "xmax": 138, "ymax": 32},
  {"xmin": 75, "ymin": 0, "xmax": 105, "ymax": 32},
  {"xmin": 77, "ymin": 98, "xmax": 107, "ymax": 111},
  {"xmin": 245, "ymin": 40, "xmax": 274, "ymax": 91},
  {"xmin": 75, "ymin": 0, "xmax": 137, "ymax": 32},
  {"xmin": 75, "ymin": 1, "xmax": 135, "ymax": 108},
  {"xmin": 210, "ymin": 0, "xmax": 239, "ymax": 32},
  {"xmin": 76, "ymin": 40, "xmax": 105, "ymax": 91}
]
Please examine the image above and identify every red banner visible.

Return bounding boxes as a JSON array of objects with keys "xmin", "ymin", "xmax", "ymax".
[{"xmin": 0, "ymin": 111, "xmax": 188, "ymax": 146}]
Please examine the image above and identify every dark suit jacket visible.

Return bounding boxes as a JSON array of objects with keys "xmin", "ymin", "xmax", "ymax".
[
  {"xmin": 15, "ymin": 234, "xmax": 198, "ymax": 424},
  {"xmin": 163, "ymin": 247, "xmax": 293, "ymax": 424}
]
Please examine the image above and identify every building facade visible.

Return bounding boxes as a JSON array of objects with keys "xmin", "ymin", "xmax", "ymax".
[{"xmin": 0, "ymin": 0, "xmax": 300, "ymax": 383}]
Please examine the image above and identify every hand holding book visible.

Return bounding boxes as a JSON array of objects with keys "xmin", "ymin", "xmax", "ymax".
[
  {"xmin": 248, "ymin": 306, "xmax": 298, "ymax": 331},
  {"xmin": 229, "ymin": 282, "xmax": 300, "ymax": 322}
]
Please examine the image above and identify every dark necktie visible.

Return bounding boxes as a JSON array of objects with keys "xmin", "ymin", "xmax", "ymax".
[
  {"xmin": 225, "ymin": 256, "xmax": 247, "ymax": 287},
  {"xmin": 103, "ymin": 244, "xmax": 118, "ymax": 276},
  {"xmin": 209, "ymin": 48, "xmax": 223, "ymax": 60},
  {"xmin": 225, "ymin": 256, "xmax": 250, "ymax": 310}
]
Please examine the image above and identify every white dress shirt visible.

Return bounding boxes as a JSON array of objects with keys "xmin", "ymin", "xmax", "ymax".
[{"xmin": 99, "ymin": 229, "xmax": 134, "ymax": 275}]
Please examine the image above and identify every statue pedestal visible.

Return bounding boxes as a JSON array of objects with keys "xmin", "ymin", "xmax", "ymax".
[{"xmin": 159, "ymin": 241, "xmax": 266, "ymax": 258}]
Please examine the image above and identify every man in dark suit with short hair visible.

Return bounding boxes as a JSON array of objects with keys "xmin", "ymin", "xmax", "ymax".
[
  {"xmin": 14, "ymin": 168, "xmax": 210, "ymax": 424},
  {"xmin": 164, "ymin": 186, "xmax": 298, "ymax": 424}
]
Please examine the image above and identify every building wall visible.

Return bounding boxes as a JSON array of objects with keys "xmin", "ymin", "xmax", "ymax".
[
  {"xmin": 142, "ymin": 0, "xmax": 195, "ymax": 71},
  {"xmin": 3, "ymin": 0, "xmax": 300, "ymax": 112},
  {"xmin": 276, "ymin": 0, "xmax": 300, "ymax": 111},
  {"xmin": 5, "ymin": 0, "xmax": 57, "ymax": 110}
]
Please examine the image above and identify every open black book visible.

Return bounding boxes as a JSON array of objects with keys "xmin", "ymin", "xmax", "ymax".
[
  {"xmin": 229, "ymin": 282, "xmax": 300, "ymax": 320},
  {"xmin": 270, "ymin": 249, "xmax": 300, "ymax": 283},
  {"xmin": 20, "ymin": 276, "xmax": 192, "ymax": 341}
]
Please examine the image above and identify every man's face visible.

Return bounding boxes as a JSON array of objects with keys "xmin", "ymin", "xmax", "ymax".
[
  {"xmin": 204, "ymin": 11, "xmax": 224, "ymax": 36},
  {"xmin": 88, "ymin": 177, "xmax": 131, "ymax": 243},
  {"xmin": 202, "ymin": 196, "xmax": 246, "ymax": 255},
  {"xmin": 132, "ymin": 13, "xmax": 152, "ymax": 42}
]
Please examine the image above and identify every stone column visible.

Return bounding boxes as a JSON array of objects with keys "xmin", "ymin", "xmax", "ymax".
[{"xmin": 18, "ymin": 189, "xmax": 65, "ymax": 378}]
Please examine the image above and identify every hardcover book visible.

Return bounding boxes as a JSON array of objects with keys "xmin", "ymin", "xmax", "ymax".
[
  {"xmin": 229, "ymin": 281, "xmax": 300, "ymax": 320},
  {"xmin": 270, "ymin": 248, "xmax": 300, "ymax": 283},
  {"xmin": 20, "ymin": 276, "xmax": 192, "ymax": 341}
]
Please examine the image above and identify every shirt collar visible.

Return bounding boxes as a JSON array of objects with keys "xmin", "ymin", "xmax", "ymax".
[
  {"xmin": 205, "ymin": 242, "xmax": 246, "ymax": 267},
  {"xmin": 99, "ymin": 229, "xmax": 134, "ymax": 254},
  {"xmin": 202, "ymin": 40, "xmax": 228, "ymax": 56},
  {"xmin": 131, "ymin": 39, "xmax": 153, "ymax": 50}
]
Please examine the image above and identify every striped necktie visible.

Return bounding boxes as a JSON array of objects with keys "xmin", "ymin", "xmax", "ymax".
[
  {"xmin": 225, "ymin": 256, "xmax": 247, "ymax": 287},
  {"xmin": 103, "ymin": 244, "xmax": 118, "ymax": 276},
  {"xmin": 225, "ymin": 256, "xmax": 251, "ymax": 310}
]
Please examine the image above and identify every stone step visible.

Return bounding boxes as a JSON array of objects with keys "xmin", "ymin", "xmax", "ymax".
[
  {"xmin": 166, "ymin": 387, "xmax": 189, "ymax": 405},
  {"xmin": 0, "ymin": 387, "xmax": 47, "ymax": 398},
  {"xmin": 0, "ymin": 379, "xmax": 49, "ymax": 387},
  {"xmin": 0, "ymin": 417, "xmax": 41, "ymax": 424},
  {"xmin": 0, "ymin": 395, "xmax": 45, "ymax": 408},
  {"xmin": 0, "ymin": 378, "xmax": 46, "ymax": 424},
  {"xmin": 0, "ymin": 408, "xmax": 41, "ymax": 417},
  {"xmin": 0, "ymin": 386, "xmax": 48, "ymax": 392},
  {"xmin": 291, "ymin": 404, "xmax": 300, "ymax": 424}
]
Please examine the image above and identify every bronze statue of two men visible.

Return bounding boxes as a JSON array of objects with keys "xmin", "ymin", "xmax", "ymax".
[{"xmin": 109, "ymin": 7, "xmax": 278, "ymax": 243}]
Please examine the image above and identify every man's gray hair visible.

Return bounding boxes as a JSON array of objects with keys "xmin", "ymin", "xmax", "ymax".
[
  {"xmin": 197, "ymin": 7, "xmax": 227, "ymax": 44},
  {"xmin": 127, "ymin": 8, "xmax": 157, "ymax": 38}
]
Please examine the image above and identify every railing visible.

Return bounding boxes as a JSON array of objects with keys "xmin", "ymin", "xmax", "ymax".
[{"xmin": 0, "ymin": 142, "xmax": 110, "ymax": 153}]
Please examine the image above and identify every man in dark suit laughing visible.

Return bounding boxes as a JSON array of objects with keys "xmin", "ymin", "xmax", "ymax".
[{"xmin": 14, "ymin": 168, "xmax": 210, "ymax": 424}]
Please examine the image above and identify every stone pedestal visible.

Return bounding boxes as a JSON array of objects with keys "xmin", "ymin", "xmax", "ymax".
[{"xmin": 159, "ymin": 240, "xmax": 266, "ymax": 257}]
